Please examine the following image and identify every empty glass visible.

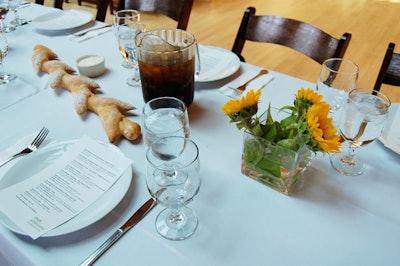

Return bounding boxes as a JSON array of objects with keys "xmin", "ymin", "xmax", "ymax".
[
  {"xmin": 316, "ymin": 58, "xmax": 359, "ymax": 125},
  {"xmin": 146, "ymin": 136, "xmax": 201, "ymax": 240}
]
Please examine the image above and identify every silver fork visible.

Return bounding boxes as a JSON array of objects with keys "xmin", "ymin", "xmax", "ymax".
[
  {"xmin": 0, "ymin": 127, "xmax": 50, "ymax": 167},
  {"xmin": 229, "ymin": 69, "xmax": 269, "ymax": 96},
  {"xmin": 72, "ymin": 24, "xmax": 112, "ymax": 37}
]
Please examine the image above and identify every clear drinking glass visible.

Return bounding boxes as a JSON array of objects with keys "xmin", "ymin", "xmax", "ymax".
[
  {"xmin": 316, "ymin": 58, "xmax": 359, "ymax": 125},
  {"xmin": 0, "ymin": 31, "xmax": 17, "ymax": 83},
  {"xmin": 7, "ymin": 0, "xmax": 23, "ymax": 29},
  {"xmin": 113, "ymin": 9, "xmax": 139, "ymax": 69},
  {"xmin": 117, "ymin": 21, "xmax": 146, "ymax": 86},
  {"xmin": 330, "ymin": 88, "xmax": 391, "ymax": 175},
  {"xmin": 0, "ymin": 0, "xmax": 9, "ymax": 31},
  {"xmin": 146, "ymin": 136, "xmax": 201, "ymax": 240},
  {"xmin": 142, "ymin": 96, "xmax": 190, "ymax": 147}
]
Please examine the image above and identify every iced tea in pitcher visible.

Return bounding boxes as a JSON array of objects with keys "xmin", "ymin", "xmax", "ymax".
[{"xmin": 136, "ymin": 29, "xmax": 198, "ymax": 107}]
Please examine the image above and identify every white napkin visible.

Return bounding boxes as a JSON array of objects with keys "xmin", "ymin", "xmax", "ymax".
[
  {"xmin": 69, "ymin": 26, "xmax": 112, "ymax": 43},
  {"xmin": 379, "ymin": 103, "xmax": 400, "ymax": 154},
  {"xmin": 0, "ymin": 78, "xmax": 39, "ymax": 111},
  {"xmin": 219, "ymin": 69, "xmax": 274, "ymax": 99}
]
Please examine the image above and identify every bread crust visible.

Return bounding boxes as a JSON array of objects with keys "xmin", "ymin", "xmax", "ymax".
[{"xmin": 32, "ymin": 45, "xmax": 141, "ymax": 143}]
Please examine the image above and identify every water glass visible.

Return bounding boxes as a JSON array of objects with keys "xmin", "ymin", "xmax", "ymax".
[
  {"xmin": 142, "ymin": 97, "xmax": 190, "ymax": 147},
  {"xmin": 113, "ymin": 9, "xmax": 139, "ymax": 69},
  {"xmin": 330, "ymin": 88, "xmax": 391, "ymax": 175},
  {"xmin": 117, "ymin": 21, "xmax": 146, "ymax": 86},
  {"xmin": 0, "ymin": 30, "xmax": 17, "ymax": 83}
]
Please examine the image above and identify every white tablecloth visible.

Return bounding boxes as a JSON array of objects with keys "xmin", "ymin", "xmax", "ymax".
[{"xmin": 0, "ymin": 4, "xmax": 400, "ymax": 266}]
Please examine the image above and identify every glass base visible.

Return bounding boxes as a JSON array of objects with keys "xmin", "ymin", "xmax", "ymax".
[
  {"xmin": 330, "ymin": 153, "xmax": 365, "ymax": 176},
  {"xmin": 121, "ymin": 60, "xmax": 135, "ymax": 69},
  {"xmin": 155, "ymin": 207, "xmax": 198, "ymax": 241},
  {"xmin": 0, "ymin": 73, "xmax": 17, "ymax": 84},
  {"xmin": 126, "ymin": 75, "xmax": 141, "ymax": 87}
]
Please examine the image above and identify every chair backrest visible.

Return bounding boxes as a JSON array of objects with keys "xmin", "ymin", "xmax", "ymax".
[
  {"xmin": 116, "ymin": 0, "xmax": 194, "ymax": 30},
  {"xmin": 374, "ymin": 42, "xmax": 400, "ymax": 91},
  {"xmin": 95, "ymin": 0, "xmax": 110, "ymax": 22},
  {"xmin": 35, "ymin": 0, "xmax": 63, "ymax": 9},
  {"xmin": 232, "ymin": 7, "xmax": 351, "ymax": 64}
]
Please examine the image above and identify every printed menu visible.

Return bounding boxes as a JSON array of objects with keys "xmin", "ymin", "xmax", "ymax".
[
  {"xmin": 0, "ymin": 136, "xmax": 132, "ymax": 239},
  {"xmin": 198, "ymin": 45, "xmax": 238, "ymax": 81}
]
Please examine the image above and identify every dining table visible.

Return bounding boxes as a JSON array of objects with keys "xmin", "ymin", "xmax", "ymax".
[{"xmin": 1, "ymin": 3, "xmax": 400, "ymax": 266}]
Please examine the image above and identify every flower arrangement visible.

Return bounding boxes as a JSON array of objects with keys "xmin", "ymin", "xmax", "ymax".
[
  {"xmin": 221, "ymin": 88, "xmax": 341, "ymax": 153},
  {"xmin": 221, "ymin": 88, "xmax": 341, "ymax": 194}
]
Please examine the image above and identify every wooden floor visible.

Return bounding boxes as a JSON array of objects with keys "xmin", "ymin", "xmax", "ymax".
[{"xmin": 50, "ymin": 0, "xmax": 400, "ymax": 102}]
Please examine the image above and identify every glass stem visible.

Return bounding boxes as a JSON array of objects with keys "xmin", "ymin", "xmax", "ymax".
[
  {"xmin": 168, "ymin": 208, "xmax": 185, "ymax": 225},
  {"xmin": 0, "ymin": 58, "xmax": 5, "ymax": 77},
  {"xmin": 343, "ymin": 143, "xmax": 356, "ymax": 165}
]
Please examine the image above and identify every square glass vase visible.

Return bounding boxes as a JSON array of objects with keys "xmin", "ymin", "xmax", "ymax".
[{"xmin": 241, "ymin": 130, "xmax": 314, "ymax": 195}]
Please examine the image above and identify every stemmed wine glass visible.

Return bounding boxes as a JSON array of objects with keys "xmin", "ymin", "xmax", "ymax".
[
  {"xmin": 113, "ymin": 9, "xmax": 139, "ymax": 69},
  {"xmin": 0, "ymin": 30, "xmax": 17, "ymax": 83},
  {"xmin": 146, "ymin": 136, "xmax": 201, "ymax": 240},
  {"xmin": 117, "ymin": 21, "xmax": 146, "ymax": 86},
  {"xmin": 330, "ymin": 88, "xmax": 391, "ymax": 175},
  {"xmin": 316, "ymin": 58, "xmax": 359, "ymax": 126}
]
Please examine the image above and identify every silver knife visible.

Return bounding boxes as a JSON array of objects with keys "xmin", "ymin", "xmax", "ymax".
[{"xmin": 79, "ymin": 198, "xmax": 157, "ymax": 266}]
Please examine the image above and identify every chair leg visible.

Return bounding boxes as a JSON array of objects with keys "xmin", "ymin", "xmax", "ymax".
[
  {"xmin": 95, "ymin": 0, "xmax": 108, "ymax": 22},
  {"xmin": 54, "ymin": 0, "xmax": 63, "ymax": 9},
  {"xmin": 109, "ymin": 0, "xmax": 114, "ymax": 15}
]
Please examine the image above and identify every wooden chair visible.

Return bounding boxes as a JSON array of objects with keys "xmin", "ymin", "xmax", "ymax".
[
  {"xmin": 232, "ymin": 7, "xmax": 351, "ymax": 64},
  {"xmin": 77, "ymin": 0, "xmax": 114, "ymax": 22},
  {"xmin": 35, "ymin": 0, "xmax": 108, "ymax": 22},
  {"xmin": 35, "ymin": 0, "xmax": 63, "ymax": 9},
  {"xmin": 116, "ymin": 0, "xmax": 194, "ymax": 30},
  {"xmin": 374, "ymin": 42, "xmax": 400, "ymax": 91},
  {"xmin": 94, "ymin": 0, "xmax": 111, "ymax": 22}
]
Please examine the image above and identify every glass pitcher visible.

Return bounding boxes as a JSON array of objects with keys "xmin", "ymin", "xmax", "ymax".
[{"xmin": 135, "ymin": 28, "xmax": 200, "ymax": 108}]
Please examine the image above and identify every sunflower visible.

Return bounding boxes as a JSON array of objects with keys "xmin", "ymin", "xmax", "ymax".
[
  {"xmin": 221, "ymin": 89, "xmax": 261, "ymax": 115},
  {"xmin": 295, "ymin": 88, "xmax": 323, "ymax": 109},
  {"xmin": 306, "ymin": 103, "xmax": 341, "ymax": 153},
  {"xmin": 221, "ymin": 87, "xmax": 341, "ymax": 154}
]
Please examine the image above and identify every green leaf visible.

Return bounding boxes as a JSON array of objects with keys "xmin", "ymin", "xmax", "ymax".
[
  {"xmin": 244, "ymin": 139, "xmax": 263, "ymax": 164},
  {"xmin": 255, "ymin": 156, "xmax": 281, "ymax": 177}
]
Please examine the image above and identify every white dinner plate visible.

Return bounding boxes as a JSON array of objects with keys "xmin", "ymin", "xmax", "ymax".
[
  {"xmin": 197, "ymin": 45, "xmax": 240, "ymax": 82},
  {"xmin": 379, "ymin": 103, "xmax": 400, "ymax": 155},
  {"xmin": 30, "ymin": 9, "xmax": 93, "ymax": 31},
  {"xmin": 0, "ymin": 140, "xmax": 132, "ymax": 237}
]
